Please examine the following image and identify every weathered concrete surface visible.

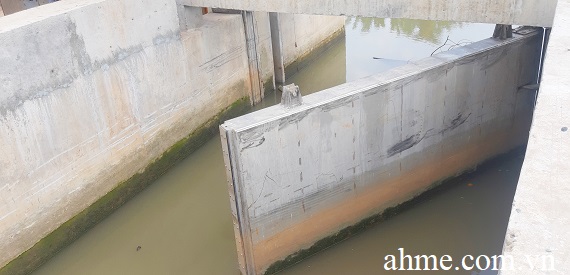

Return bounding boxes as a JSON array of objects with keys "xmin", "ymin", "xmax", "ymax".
[
  {"xmin": 235, "ymin": 11, "xmax": 345, "ymax": 95},
  {"xmin": 221, "ymin": 32, "xmax": 542, "ymax": 274},
  {"xmin": 243, "ymin": 11, "xmax": 268, "ymax": 104},
  {"xmin": 246, "ymin": 12, "xmax": 345, "ymax": 89},
  {"xmin": 269, "ymin": 12, "xmax": 285, "ymax": 84},
  {"xmin": 183, "ymin": 0, "xmax": 557, "ymax": 27},
  {"xmin": 278, "ymin": 14, "xmax": 345, "ymax": 72},
  {"xmin": 245, "ymin": 11, "xmax": 284, "ymax": 96},
  {"xmin": 0, "ymin": 0, "xmax": 347, "ymax": 270},
  {"xmin": 237, "ymin": 11, "xmax": 338, "ymax": 98},
  {"xmin": 0, "ymin": 0, "xmax": 253, "ymax": 268},
  {"xmin": 501, "ymin": 1, "xmax": 570, "ymax": 274}
]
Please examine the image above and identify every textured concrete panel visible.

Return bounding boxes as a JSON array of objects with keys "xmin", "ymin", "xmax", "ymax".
[
  {"xmin": 278, "ymin": 14, "xmax": 345, "ymax": 68},
  {"xmin": 221, "ymin": 32, "xmax": 542, "ymax": 274},
  {"xmin": 183, "ymin": 0, "xmax": 557, "ymax": 27},
  {"xmin": 0, "ymin": 0, "xmax": 348, "ymax": 269},
  {"xmin": 0, "ymin": 0, "xmax": 252, "ymax": 268}
]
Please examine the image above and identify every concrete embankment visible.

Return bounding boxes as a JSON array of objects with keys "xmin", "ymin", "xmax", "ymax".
[
  {"xmin": 220, "ymin": 31, "xmax": 542, "ymax": 274},
  {"xmin": 0, "ymin": 1, "xmax": 252, "ymax": 272},
  {"xmin": 501, "ymin": 0, "xmax": 570, "ymax": 273},
  {"xmin": 0, "ymin": 0, "xmax": 344, "ymax": 273}
]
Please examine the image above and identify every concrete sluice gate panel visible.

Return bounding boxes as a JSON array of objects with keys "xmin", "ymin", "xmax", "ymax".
[{"xmin": 220, "ymin": 31, "xmax": 542, "ymax": 274}]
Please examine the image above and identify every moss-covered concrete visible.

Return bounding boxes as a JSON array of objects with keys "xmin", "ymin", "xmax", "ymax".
[
  {"xmin": 0, "ymin": 97, "xmax": 251, "ymax": 275},
  {"xmin": 264, "ymin": 146, "xmax": 526, "ymax": 274}
]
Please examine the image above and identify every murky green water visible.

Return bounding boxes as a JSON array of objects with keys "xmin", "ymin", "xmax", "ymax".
[{"xmin": 33, "ymin": 18, "xmax": 513, "ymax": 275}]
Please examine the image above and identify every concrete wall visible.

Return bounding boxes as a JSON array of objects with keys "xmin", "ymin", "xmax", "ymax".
[
  {"xmin": 183, "ymin": 0, "xmax": 557, "ymax": 27},
  {"xmin": 279, "ymin": 14, "xmax": 345, "ymax": 70},
  {"xmin": 501, "ymin": 1, "xmax": 570, "ymax": 273},
  {"xmin": 0, "ymin": 0, "xmax": 346, "ymax": 270},
  {"xmin": 0, "ymin": 0, "xmax": 253, "ymax": 268},
  {"xmin": 220, "ymin": 32, "xmax": 542, "ymax": 274},
  {"xmin": 209, "ymin": 11, "xmax": 345, "ymax": 100}
]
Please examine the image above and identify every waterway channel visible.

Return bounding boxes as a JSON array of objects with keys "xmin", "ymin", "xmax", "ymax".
[{"xmin": 34, "ymin": 18, "xmax": 517, "ymax": 275}]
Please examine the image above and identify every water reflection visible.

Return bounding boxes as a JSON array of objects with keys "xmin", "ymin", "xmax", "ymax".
[
  {"xmin": 390, "ymin": 19, "xmax": 461, "ymax": 44},
  {"xmin": 345, "ymin": 17, "xmax": 492, "ymax": 81},
  {"xmin": 350, "ymin": 17, "xmax": 462, "ymax": 45},
  {"xmin": 351, "ymin": 17, "xmax": 386, "ymax": 32}
]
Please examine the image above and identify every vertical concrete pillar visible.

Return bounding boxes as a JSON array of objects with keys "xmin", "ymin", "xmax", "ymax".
[
  {"xmin": 242, "ymin": 11, "xmax": 265, "ymax": 104},
  {"xmin": 269, "ymin": 12, "xmax": 286, "ymax": 85}
]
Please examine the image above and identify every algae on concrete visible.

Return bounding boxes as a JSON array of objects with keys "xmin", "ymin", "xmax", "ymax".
[{"xmin": 0, "ymin": 97, "xmax": 250, "ymax": 275}]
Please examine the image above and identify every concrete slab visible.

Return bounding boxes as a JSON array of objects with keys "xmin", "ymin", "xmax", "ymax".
[
  {"xmin": 221, "ymin": 31, "xmax": 542, "ymax": 274},
  {"xmin": 501, "ymin": 0, "xmax": 570, "ymax": 274}
]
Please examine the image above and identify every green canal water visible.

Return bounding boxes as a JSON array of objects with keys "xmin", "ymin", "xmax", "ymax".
[{"xmin": 34, "ymin": 18, "xmax": 517, "ymax": 275}]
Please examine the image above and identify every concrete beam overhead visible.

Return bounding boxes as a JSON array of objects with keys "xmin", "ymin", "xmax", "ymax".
[{"xmin": 182, "ymin": 0, "xmax": 557, "ymax": 27}]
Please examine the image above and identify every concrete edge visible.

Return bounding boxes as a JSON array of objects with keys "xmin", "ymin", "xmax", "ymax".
[{"xmin": 223, "ymin": 31, "xmax": 540, "ymax": 132}]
